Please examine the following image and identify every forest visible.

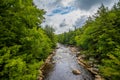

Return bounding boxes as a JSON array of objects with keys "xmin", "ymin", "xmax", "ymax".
[
  {"xmin": 0, "ymin": 0, "xmax": 56, "ymax": 80},
  {"xmin": 0, "ymin": 0, "xmax": 120, "ymax": 80},
  {"xmin": 58, "ymin": 1, "xmax": 120, "ymax": 80}
]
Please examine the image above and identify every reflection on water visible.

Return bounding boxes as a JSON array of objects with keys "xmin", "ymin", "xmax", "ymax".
[{"xmin": 45, "ymin": 43, "xmax": 94, "ymax": 80}]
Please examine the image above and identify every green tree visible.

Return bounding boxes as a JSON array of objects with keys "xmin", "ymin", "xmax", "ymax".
[
  {"xmin": 0, "ymin": 0, "xmax": 55, "ymax": 80},
  {"xmin": 44, "ymin": 25, "xmax": 57, "ymax": 48},
  {"xmin": 57, "ymin": 2, "xmax": 120, "ymax": 79}
]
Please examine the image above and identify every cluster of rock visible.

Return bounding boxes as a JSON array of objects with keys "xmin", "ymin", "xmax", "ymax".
[
  {"xmin": 38, "ymin": 53, "xmax": 54, "ymax": 80},
  {"xmin": 69, "ymin": 46, "xmax": 104, "ymax": 80},
  {"xmin": 77, "ymin": 56, "xmax": 104, "ymax": 80}
]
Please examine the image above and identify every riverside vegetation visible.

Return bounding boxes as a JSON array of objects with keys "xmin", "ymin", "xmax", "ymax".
[
  {"xmin": 0, "ymin": 0, "xmax": 120, "ymax": 80},
  {"xmin": 0, "ymin": 0, "xmax": 57, "ymax": 80},
  {"xmin": 58, "ymin": 1, "xmax": 120, "ymax": 80}
]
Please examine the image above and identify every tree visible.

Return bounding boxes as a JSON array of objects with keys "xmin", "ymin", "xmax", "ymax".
[
  {"xmin": 43, "ymin": 25, "xmax": 57, "ymax": 48},
  {"xmin": 57, "ymin": 2, "xmax": 120, "ymax": 79},
  {"xmin": 0, "ymin": 0, "xmax": 55, "ymax": 79}
]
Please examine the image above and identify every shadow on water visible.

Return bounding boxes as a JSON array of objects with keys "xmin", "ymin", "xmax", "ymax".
[{"xmin": 44, "ymin": 43, "xmax": 94, "ymax": 80}]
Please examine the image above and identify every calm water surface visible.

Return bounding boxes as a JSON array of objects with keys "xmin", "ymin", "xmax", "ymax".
[{"xmin": 45, "ymin": 44, "xmax": 94, "ymax": 80}]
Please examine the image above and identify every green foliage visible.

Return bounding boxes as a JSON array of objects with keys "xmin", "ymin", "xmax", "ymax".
[
  {"xmin": 43, "ymin": 26, "xmax": 57, "ymax": 48},
  {"xmin": 99, "ymin": 46, "xmax": 120, "ymax": 80},
  {"xmin": 57, "ymin": 1, "xmax": 120, "ymax": 79},
  {"xmin": 57, "ymin": 30, "xmax": 77, "ymax": 45},
  {"xmin": 0, "ymin": 0, "xmax": 56, "ymax": 80}
]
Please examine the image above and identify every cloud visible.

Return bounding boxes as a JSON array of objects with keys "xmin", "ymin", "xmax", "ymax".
[
  {"xmin": 33, "ymin": 0, "xmax": 119, "ymax": 34},
  {"xmin": 59, "ymin": 19, "xmax": 68, "ymax": 27},
  {"xmin": 42, "ymin": 9, "xmax": 83, "ymax": 34},
  {"xmin": 33, "ymin": 0, "xmax": 61, "ymax": 12},
  {"xmin": 74, "ymin": 0, "xmax": 113, "ymax": 10},
  {"xmin": 73, "ymin": 16, "xmax": 87, "ymax": 28}
]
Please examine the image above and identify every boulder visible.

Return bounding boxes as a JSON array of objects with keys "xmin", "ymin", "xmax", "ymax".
[
  {"xmin": 38, "ymin": 77, "xmax": 43, "ymax": 80},
  {"xmin": 87, "ymin": 68, "xmax": 98, "ymax": 75},
  {"xmin": 56, "ymin": 47, "xmax": 60, "ymax": 49},
  {"xmin": 72, "ymin": 69, "xmax": 81, "ymax": 75},
  {"xmin": 95, "ymin": 75, "xmax": 103, "ymax": 80}
]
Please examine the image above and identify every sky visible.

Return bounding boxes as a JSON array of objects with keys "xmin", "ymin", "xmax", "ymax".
[{"xmin": 34, "ymin": 0, "xmax": 119, "ymax": 34}]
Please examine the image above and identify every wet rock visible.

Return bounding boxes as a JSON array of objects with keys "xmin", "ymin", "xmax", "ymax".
[
  {"xmin": 69, "ymin": 46, "xmax": 78, "ymax": 53},
  {"xmin": 87, "ymin": 68, "xmax": 98, "ymax": 75},
  {"xmin": 72, "ymin": 69, "xmax": 81, "ymax": 75},
  {"xmin": 38, "ymin": 77, "xmax": 43, "ymax": 80},
  {"xmin": 95, "ymin": 75, "xmax": 101, "ymax": 78},
  {"xmin": 77, "ymin": 60, "xmax": 86, "ymax": 68},
  {"xmin": 56, "ymin": 47, "xmax": 60, "ymax": 49},
  {"xmin": 93, "ymin": 68, "xmax": 99, "ymax": 72},
  {"xmin": 76, "ymin": 52, "xmax": 80, "ymax": 54},
  {"xmin": 45, "ymin": 54, "xmax": 53, "ymax": 63},
  {"xmin": 52, "ymin": 61, "xmax": 56, "ymax": 64},
  {"xmin": 38, "ymin": 54, "xmax": 54, "ymax": 80},
  {"xmin": 78, "ymin": 59, "xmax": 91, "ymax": 68},
  {"xmin": 77, "ymin": 56, "xmax": 82, "ymax": 61},
  {"xmin": 95, "ymin": 75, "xmax": 104, "ymax": 80}
]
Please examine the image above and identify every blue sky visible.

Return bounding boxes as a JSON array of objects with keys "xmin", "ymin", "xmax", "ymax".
[
  {"xmin": 34, "ymin": 0, "xmax": 119, "ymax": 34},
  {"xmin": 51, "ymin": 6, "xmax": 75, "ymax": 15},
  {"xmin": 46, "ymin": 6, "xmax": 75, "ymax": 16}
]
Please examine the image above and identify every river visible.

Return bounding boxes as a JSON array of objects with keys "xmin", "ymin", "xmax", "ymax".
[{"xmin": 44, "ymin": 43, "xmax": 94, "ymax": 80}]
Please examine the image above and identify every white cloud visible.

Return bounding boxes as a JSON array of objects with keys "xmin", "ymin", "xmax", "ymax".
[
  {"xmin": 33, "ymin": 0, "xmax": 61, "ymax": 12},
  {"xmin": 34, "ymin": 0, "xmax": 119, "ymax": 34},
  {"xmin": 42, "ymin": 9, "xmax": 90, "ymax": 34},
  {"xmin": 61, "ymin": 0, "xmax": 74, "ymax": 6}
]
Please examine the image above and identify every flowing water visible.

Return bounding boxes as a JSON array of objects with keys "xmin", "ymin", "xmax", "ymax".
[{"xmin": 45, "ymin": 44, "xmax": 94, "ymax": 80}]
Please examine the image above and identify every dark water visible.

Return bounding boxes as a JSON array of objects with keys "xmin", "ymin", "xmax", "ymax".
[{"xmin": 45, "ymin": 44, "xmax": 94, "ymax": 80}]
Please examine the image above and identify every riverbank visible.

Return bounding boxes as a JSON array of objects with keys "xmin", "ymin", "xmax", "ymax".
[
  {"xmin": 38, "ymin": 50, "xmax": 56, "ymax": 80},
  {"xmin": 38, "ymin": 44, "xmax": 103, "ymax": 80},
  {"xmin": 69, "ymin": 46, "xmax": 105, "ymax": 80}
]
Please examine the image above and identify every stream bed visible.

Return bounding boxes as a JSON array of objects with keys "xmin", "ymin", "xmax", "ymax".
[{"xmin": 44, "ymin": 44, "xmax": 94, "ymax": 80}]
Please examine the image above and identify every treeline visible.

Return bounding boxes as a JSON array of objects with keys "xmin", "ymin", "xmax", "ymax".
[
  {"xmin": 58, "ymin": 1, "xmax": 120, "ymax": 80},
  {"xmin": 0, "ymin": 0, "xmax": 56, "ymax": 80}
]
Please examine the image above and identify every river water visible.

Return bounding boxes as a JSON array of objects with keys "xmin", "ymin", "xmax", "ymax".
[{"xmin": 45, "ymin": 44, "xmax": 94, "ymax": 80}]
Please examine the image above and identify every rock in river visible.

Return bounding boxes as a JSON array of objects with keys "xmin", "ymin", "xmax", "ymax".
[{"xmin": 72, "ymin": 69, "xmax": 81, "ymax": 75}]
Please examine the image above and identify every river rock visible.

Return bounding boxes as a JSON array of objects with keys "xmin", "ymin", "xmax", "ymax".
[
  {"xmin": 93, "ymin": 68, "xmax": 99, "ymax": 72},
  {"xmin": 87, "ymin": 68, "xmax": 98, "ymax": 75},
  {"xmin": 95, "ymin": 75, "xmax": 104, "ymax": 80},
  {"xmin": 72, "ymin": 69, "xmax": 81, "ymax": 75},
  {"xmin": 56, "ymin": 47, "xmax": 60, "ymax": 49},
  {"xmin": 76, "ymin": 52, "xmax": 80, "ymax": 54},
  {"xmin": 38, "ymin": 77, "xmax": 43, "ymax": 80}
]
